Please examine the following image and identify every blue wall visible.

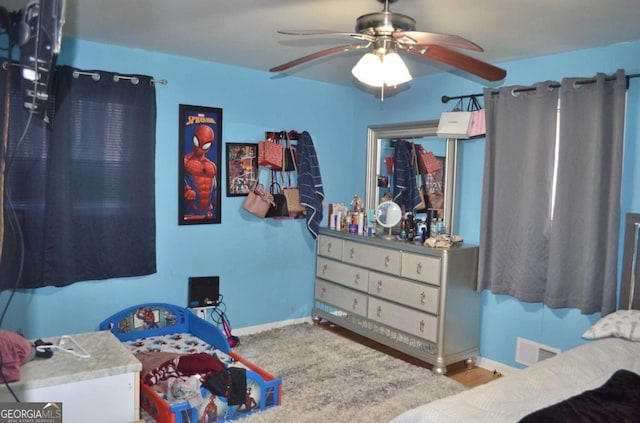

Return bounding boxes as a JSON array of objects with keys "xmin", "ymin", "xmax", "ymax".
[{"xmin": 2, "ymin": 37, "xmax": 639, "ymax": 368}]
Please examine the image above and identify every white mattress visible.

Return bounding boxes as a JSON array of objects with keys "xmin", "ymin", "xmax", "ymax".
[{"xmin": 390, "ymin": 338, "xmax": 640, "ymax": 423}]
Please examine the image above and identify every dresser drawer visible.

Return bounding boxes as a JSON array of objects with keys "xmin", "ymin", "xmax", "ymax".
[
  {"xmin": 368, "ymin": 297, "xmax": 438, "ymax": 343},
  {"xmin": 401, "ymin": 252, "xmax": 441, "ymax": 285},
  {"xmin": 316, "ymin": 257, "xmax": 368, "ymax": 292},
  {"xmin": 317, "ymin": 235, "xmax": 343, "ymax": 260},
  {"xmin": 315, "ymin": 280, "xmax": 368, "ymax": 317},
  {"xmin": 368, "ymin": 271, "xmax": 439, "ymax": 315},
  {"xmin": 343, "ymin": 241, "xmax": 400, "ymax": 275}
]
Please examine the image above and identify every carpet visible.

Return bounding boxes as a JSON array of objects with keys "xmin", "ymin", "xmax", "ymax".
[{"xmin": 232, "ymin": 322, "xmax": 467, "ymax": 423}]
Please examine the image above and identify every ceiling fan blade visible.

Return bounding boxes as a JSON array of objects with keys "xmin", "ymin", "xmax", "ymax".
[
  {"xmin": 270, "ymin": 44, "xmax": 368, "ymax": 73},
  {"xmin": 395, "ymin": 31, "xmax": 483, "ymax": 52},
  {"xmin": 277, "ymin": 30, "xmax": 377, "ymax": 43},
  {"xmin": 406, "ymin": 44, "xmax": 506, "ymax": 82}
]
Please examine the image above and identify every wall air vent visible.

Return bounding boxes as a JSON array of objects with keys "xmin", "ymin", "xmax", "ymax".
[{"xmin": 515, "ymin": 337, "xmax": 561, "ymax": 366}]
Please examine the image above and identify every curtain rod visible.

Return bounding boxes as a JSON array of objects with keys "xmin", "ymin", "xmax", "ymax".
[
  {"xmin": 441, "ymin": 72, "xmax": 640, "ymax": 103},
  {"xmin": 1, "ymin": 62, "xmax": 167, "ymax": 85},
  {"xmin": 72, "ymin": 70, "xmax": 167, "ymax": 86}
]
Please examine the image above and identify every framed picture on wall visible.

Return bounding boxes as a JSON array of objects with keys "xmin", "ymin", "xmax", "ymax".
[
  {"xmin": 226, "ymin": 142, "xmax": 258, "ymax": 197},
  {"xmin": 178, "ymin": 104, "xmax": 223, "ymax": 225}
]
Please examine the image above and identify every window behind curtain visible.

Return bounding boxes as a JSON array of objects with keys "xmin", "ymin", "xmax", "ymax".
[{"xmin": 0, "ymin": 65, "xmax": 157, "ymax": 290}]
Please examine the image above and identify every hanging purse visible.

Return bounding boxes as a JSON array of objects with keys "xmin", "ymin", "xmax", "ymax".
[
  {"xmin": 282, "ymin": 131, "xmax": 297, "ymax": 172},
  {"xmin": 242, "ymin": 170, "xmax": 275, "ymax": 218},
  {"xmin": 265, "ymin": 171, "xmax": 289, "ymax": 218},
  {"xmin": 411, "ymin": 144, "xmax": 428, "ymax": 212},
  {"xmin": 467, "ymin": 96, "xmax": 486, "ymax": 137},
  {"xmin": 283, "ymin": 188, "xmax": 304, "ymax": 215},
  {"xmin": 282, "ymin": 145, "xmax": 305, "ymax": 215},
  {"xmin": 258, "ymin": 133, "xmax": 283, "ymax": 170},
  {"xmin": 437, "ymin": 98, "xmax": 473, "ymax": 139},
  {"xmin": 416, "ymin": 145, "xmax": 441, "ymax": 174},
  {"xmin": 384, "ymin": 156, "xmax": 394, "ymax": 175}
]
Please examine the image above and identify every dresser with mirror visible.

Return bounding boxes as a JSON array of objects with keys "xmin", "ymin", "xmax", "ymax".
[{"xmin": 314, "ymin": 120, "xmax": 481, "ymax": 374}]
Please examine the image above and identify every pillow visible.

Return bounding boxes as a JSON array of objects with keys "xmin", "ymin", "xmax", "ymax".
[{"xmin": 582, "ymin": 309, "xmax": 640, "ymax": 341}]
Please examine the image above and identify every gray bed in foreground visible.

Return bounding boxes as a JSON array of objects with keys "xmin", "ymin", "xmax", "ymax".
[
  {"xmin": 392, "ymin": 213, "xmax": 640, "ymax": 423},
  {"xmin": 390, "ymin": 336, "xmax": 640, "ymax": 423}
]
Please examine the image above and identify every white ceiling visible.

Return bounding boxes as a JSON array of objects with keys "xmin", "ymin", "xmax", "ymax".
[{"xmin": 5, "ymin": 0, "xmax": 640, "ymax": 86}]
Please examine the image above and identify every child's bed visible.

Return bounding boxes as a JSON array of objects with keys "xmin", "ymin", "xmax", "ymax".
[{"xmin": 100, "ymin": 303, "xmax": 282, "ymax": 423}]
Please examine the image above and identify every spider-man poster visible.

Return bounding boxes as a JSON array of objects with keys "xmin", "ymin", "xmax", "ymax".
[{"xmin": 179, "ymin": 104, "xmax": 223, "ymax": 225}]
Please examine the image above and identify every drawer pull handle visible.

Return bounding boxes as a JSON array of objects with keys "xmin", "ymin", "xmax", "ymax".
[
  {"xmin": 416, "ymin": 262, "xmax": 422, "ymax": 275},
  {"xmin": 321, "ymin": 287, "xmax": 326, "ymax": 297},
  {"xmin": 377, "ymin": 305, "xmax": 382, "ymax": 317},
  {"xmin": 350, "ymin": 248, "xmax": 355, "ymax": 259},
  {"xmin": 419, "ymin": 320, "xmax": 425, "ymax": 333},
  {"xmin": 354, "ymin": 273, "xmax": 360, "ymax": 285},
  {"xmin": 322, "ymin": 264, "xmax": 328, "ymax": 275},
  {"xmin": 353, "ymin": 299, "xmax": 358, "ymax": 309},
  {"xmin": 420, "ymin": 292, "xmax": 426, "ymax": 304},
  {"xmin": 384, "ymin": 256, "xmax": 390, "ymax": 267},
  {"xmin": 327, "ymin": 242, "xmax": 332, "ymax": 252},
  {"xmin": 377, "ymin": 280, "xmax": 383, "ymax": 293}
]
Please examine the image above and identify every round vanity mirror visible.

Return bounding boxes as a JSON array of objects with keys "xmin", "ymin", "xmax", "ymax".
[{"xmin": 376, "ymin": 201, "xmax": 402, "ymax": 240}]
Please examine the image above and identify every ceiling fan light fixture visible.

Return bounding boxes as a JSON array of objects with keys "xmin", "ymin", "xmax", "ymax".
[
  {"xmin": 382, "ymin": 51, "xmax": 412, "ymax": 86},
  {"xmin": 352, "ymin": 52, "xmax": 385, "ymax": 87},
  {"xmin": 351, "ymin": 51, "xmax": 412, "ymax": 87}
]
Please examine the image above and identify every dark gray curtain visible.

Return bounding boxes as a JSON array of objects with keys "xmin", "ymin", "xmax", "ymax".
[
  {"xmin": 479, "ymin": 82, "xmax": 560, "ymax": 299},
  {"xmin": 0, "ymin": 65, "xmax": 157, "ymax": 290},
  {"xmin": 479, "ymin": 71, "xmax": 626, "ymax": 315},
  {"xmin": 545, "ymin": 70, "xmax": 626, "ymax": 314}
]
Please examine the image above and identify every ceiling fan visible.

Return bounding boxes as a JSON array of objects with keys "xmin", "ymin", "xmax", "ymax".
[{"xmin": 270, "ymin": 0, "xmax": 507, "ymax": 86}]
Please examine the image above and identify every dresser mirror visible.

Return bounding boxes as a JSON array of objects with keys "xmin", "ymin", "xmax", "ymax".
[{"xmin": 365, "ymin": 120, "xmax": 459, "ymax": 234}]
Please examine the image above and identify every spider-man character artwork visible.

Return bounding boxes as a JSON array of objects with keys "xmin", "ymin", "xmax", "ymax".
[
  {"xmin": 179, "ymin": 105, "xmax": 222, "ymax": 224},
  {"xmin": 184, "ymin": 124, "xmax": 217, "ymax": 219}
]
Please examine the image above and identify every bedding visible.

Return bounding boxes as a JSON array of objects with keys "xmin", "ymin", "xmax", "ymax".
[
  {"xmin": 519, "ymin": 369, "xmax": 640, "ymax": 422},
  {"xmin": 100, "ymin": 303, "xmax": 282, "ymax": 423},
  {"xmin": 390, "ymin": 337, "xmax": 640, "ymax": 423}
]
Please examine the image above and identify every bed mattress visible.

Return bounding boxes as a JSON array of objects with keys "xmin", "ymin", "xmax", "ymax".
[{"xmin": 391, "ymin": 338, "xmax": 640, "ymax": 423}]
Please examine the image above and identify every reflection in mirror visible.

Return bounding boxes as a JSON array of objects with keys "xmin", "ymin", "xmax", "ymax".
[{"xmin": 365, "ymin": 120, "xmax": 458, "ymax": 234}]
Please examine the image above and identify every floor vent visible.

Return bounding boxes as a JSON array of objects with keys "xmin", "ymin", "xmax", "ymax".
[{"xmin": 515, "ymin": 337, "xmax": 561, "ymax": 366}]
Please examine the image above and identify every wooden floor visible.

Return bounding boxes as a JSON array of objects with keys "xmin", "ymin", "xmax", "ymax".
[{"xmin": 317, "ymin": 320, "xmax": 499, "ymax": 389}]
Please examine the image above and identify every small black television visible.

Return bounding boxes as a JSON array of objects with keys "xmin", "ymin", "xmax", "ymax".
[{"xmin": 188, "ymin": 276, "xmax": 220, "ymax": 308}]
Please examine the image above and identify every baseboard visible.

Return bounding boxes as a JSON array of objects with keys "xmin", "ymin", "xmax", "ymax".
[
  {"xmin": 475, "ymin": 356, "xmax": 520, "ymax": 376},
  {"xmin": 233, "ymin": 317, "xmax": 313, "ymax": 336}
]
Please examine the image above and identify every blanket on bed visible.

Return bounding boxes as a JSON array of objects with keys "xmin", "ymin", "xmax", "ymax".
[
  {"xmin": 519, "ymin": 369, "xmax": 640, "ymax": 423},
  {"xmin": 137, "ymin": 351, "xmax": 247, "ymax": 406}
]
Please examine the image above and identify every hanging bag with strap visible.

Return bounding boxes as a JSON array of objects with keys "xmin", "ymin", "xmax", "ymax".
[
  {"xmin": 467, "ymin": 95, "xmax": 486, "ymax": 137},
  {"xmin": 265, "ymin": 169, "xmax": 290, "ymax": 218},
  {"xmin": 282, "ymin": 141, "xmax": 305, "ymax": 216},
  {"xmin": 437, "ymin": 98, "xmax": 473, "ymax": 139},
  {"xmin": 242, "ymin": 169, "xmax": 275, "ymax": 218},
  {"xmin": 258, "ymin": 132, "xmax": 283, "ymax": 170},
  {"xmin": 411, "ymin": 143, "xmax": 428, "ymax": 212},
  {"xmin": 283, "ymin": 131, "xmax": 298, "ymax": 172}
]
